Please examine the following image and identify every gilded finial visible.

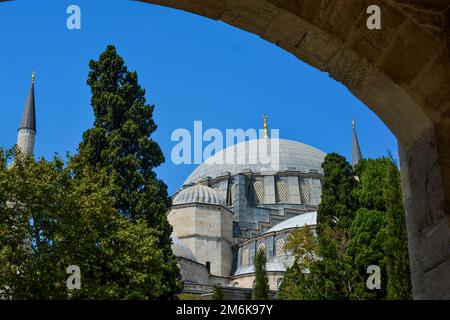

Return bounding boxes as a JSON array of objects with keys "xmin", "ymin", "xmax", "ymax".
[
  {"xmin": 31, "ymin": 71, "xmax": 35, "ymax": 84},
  {"xmin": 263, "ymin": 114, "xmax": 269, "ymax": 139}
]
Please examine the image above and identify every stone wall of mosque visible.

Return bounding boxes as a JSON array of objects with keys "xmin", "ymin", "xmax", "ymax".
[
  {"xmin": 169, "ymin": 203, "xmax": 234, "ymax": 277},
  {"xmin": 177, "ymin": 258, "xmax": 229, "ymax": 290},
  {"xmin": 233, "ymin": 230, "xmax": 294, "ymax": 276},
  {"xmin": 201, "ymin": 171, "xmax": 322, "ymax": 238},
  {"xmin": 229, "ymin": 272, "xmax": 286, "ymax": 291},
  {"xmin": 206, "ymin": 172, "xmax": 323, "ymax": 208}
]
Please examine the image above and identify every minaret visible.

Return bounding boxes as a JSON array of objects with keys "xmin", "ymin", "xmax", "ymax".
[
  {"xmin": 17, "ymin": 72, "xmax": 37, "ymax": 157},
  {"xmin": 352, "ymin": 120, "xmax": 362, "ymax": 168}
]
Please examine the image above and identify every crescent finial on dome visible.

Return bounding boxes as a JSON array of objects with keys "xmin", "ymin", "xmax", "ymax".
[{"xmin": 263, "ymin": 114, "xmax": 269, "ymax": 139}]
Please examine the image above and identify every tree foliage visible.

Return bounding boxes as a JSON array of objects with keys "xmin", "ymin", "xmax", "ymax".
[
  {"xmin": 347, "ymin": 208, "xmax": 387, "ymax": 299},
  {"xmin": 384, "ymin": 164, "xmax": 412, "ymax": 299},
  {"xmin": 278, "ymin": 226, "xmax": 318, "ymax": 300},
  {"xmin": 212, "ymin": 286, "xmax": 224, "ymax": 300},
  {"xmin": 279, "ymin": 154, "xmax": 412, "ymax": 300},
  {"xmin": 0, "ymin": 45, "xmax": 183, "ymax": 299},
  {"xmin": 0, "ymin": 149, "xmax": 178, "ymax": 299},
  {"xmin": 252, "ymin": 248, "xmax": 269, "ymax": 300},
  {"xmin": 70, "ymin": 45, "xmax": 181, "ymax": 298},
  {"xmin": 317, "ymin": 153, "xmax": 358, "ymax": 232},
  {"xmin": 316, "ymin": 153, "xmax": 357, "ymax": 299}
]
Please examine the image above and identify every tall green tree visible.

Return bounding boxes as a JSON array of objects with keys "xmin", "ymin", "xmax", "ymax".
[
  {"xmin": 0, "ymin": 149, "xmax": 176, "ymax": 299},
  {"xmin": 346, "ymin": 208, "xmax": 387, "ymax": 299},
  {"xmin": 384, "ymin": 163, "xmax": 412, "ymax": 299},
  {"xmin": 348, "ymin": 158, "xmax": 411, "ymax": 299},
  {"xmin": 345, "ymin": 159, "xmax": 391, "ymax": 299},
  {"xmin": 354, "ymin": 158, "xmax": 392, "ymax": 212},
  {"xmin": 279, "ymin": 155, "xmax": 412, "ymax": 300},
  {"xmin": 252, "ymin": 249, "xmax": 269, "ymax": 300},
  {"xmin": 318, "ymin": 153, "xmax": 358, "ymax": 232},
  {"xmin": 71, "ymin": 45, "xmax": 181, "ymax": 298},
  {"xmin": 315, "ymin": 153, "xmax": 358, "ymax": 298},
  {"xmin": 279, "ymin": 154, "xmax": 357, "ymax": 300}
]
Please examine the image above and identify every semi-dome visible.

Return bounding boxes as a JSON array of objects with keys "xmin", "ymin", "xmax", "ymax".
[
  {"xmin": 171, "ymin": 234, "xmax": 197, "ymax": 262},
  {"xmin": 173, "ymin": 184, "xmax": 225, "ymax": 206},
  {"xmin": 183, "ymin": 138, "xmax": 326, "ymax": 186},
  {"xmin": 265, "ymin": 211, "xmax": 317, "ymax": 233}
]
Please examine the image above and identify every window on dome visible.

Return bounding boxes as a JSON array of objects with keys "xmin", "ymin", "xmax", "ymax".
[
  {"xmin": 253, "ymin": 180, "xmax": 264, "ymax": 205},
  {"xmin": 257, "ymin": 242, "xmax": 266, "ymax": 254},
  {"xmin": 276, "ymin": 179, "xmax": 287, "ymax": 203},
  {"xmin": 241, "ymin": 248, "xmax": 249, "ymax": 267},
  {"xmin": 299, "ymin": 178, "xmax": 310, "ymax": 204},
  {"xmin": 229, "ymin": 183, "xmax": 236, "ymax": 206},
  {"xmin": 276, "ymin": 238, "xmax": 286, "ymax": 257}
]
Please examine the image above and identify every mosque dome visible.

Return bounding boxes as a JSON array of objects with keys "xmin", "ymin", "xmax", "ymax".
[
  {"xmin": 265, "ymin": 211, "xmax": 317, "ymax": 234},
  {"xmin": 173, "ymin": 184, "xmax": 226, "ymax": 206},
  {"xmin": 171, "ymin": 235, "xmax": 197, "ymax": 262},
  {"xmin": 183, "ymin": 138, "xmax": 326, "ymax": 186}
]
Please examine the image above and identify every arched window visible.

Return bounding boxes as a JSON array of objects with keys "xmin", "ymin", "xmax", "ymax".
[
  {"xmin": 276, "ymin": 238, "xmax": 286, "ymax": 257},
  {"xmin": 241, "ymin": 248, "xmax": 249, "ymax": 267},
  {"xmin": 257, "ymin": 242, "xmax": 266, "ymax": 254},
  {"xmin": 276, "ymin": 179, "xmax": 287, "ymax": 203},
  {"xmin": 253, "ymin": 180, "xmax": 264, "ymax": 205},
  {"xmin": 232, "ymin": 282, "xmax": 240, "ymax": 288},
  {"xmin": 299, "ymin": 178, "xmax": 310, "ymax": 204},
  {"xmin": 229, "ymin": 183, "xmax": 236, "ymax": 206}
]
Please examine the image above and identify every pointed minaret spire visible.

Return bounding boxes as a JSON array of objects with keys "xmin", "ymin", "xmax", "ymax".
[
  {"xmin": 352, "ymin": 120, "xmax": 362, "ymax": 168},
  {"xmin": 17, "ymin": 72, "xmax": 37, "ymax": 156}
]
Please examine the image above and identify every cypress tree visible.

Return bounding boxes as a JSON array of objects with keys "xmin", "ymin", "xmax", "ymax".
[
  {"xmin": 347, "ymin": 158, "xmax": 412, "ymax": 299},
  {"xmin": 384, "ymin": 163, "xmax": 412, "ymax": 299},
  {"xmin": 317, "ymin": 153, "xmax": 358, "ymax": 260},
  {"xmin": 346, "ymin": 208, "xmax": 387, "ymax": 299},
  {"xmin": 354, "ymin": 158, "xmax": 392, "ymax": 212},
  {"xmin": 318, "ymin": 153, "xmax": 358, "ymax": 231},
  {"xmin": 71, "ymin": 45, "xmax": 182, "ymax": 298},
  {"xmin": 252, "ymin": 249, "xmax": 269, "ymax": 300},
  {"xmin": 279, "ymin": 154, "xmax": 358, "ymax": 300},
  {"xmin": 315, "ymin": 153, "xmax": 357, "ymax": 299},
  {"xmin": 278, "ymin": 155, "xmax": 412, "ymax": 300}
]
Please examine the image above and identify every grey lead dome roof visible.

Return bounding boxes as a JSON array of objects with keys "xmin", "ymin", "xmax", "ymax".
[
  {"xmin": 265, "ymin": 211, "xmax": 317, "ymax": 234},
  {"xmin": 183, "ymin": 138, "xmax": 326, "ymax": 186},
  {"xmin": 173, "ymin": 184, "xmax": 225, "ymax": 206}
]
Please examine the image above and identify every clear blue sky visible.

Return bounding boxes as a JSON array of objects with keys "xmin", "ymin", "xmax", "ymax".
[{"xmin": 0, "ymin": 0, "xmax": 398, "ymax": 194}]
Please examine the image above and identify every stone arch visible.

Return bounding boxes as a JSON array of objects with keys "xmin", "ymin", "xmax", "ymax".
[
  {"xmin": 135, "ymin": 0, "xmax": 450, "ymax": 299},
  {"xmin": 138, "ymin": 0, "xmax": 447, "ymax": 144},
  {"xmin": 2, "ymin": 0, "xmax": 449, "ymax": 299}
]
